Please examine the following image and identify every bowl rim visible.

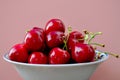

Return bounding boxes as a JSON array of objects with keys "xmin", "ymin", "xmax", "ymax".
[{"xmin": 3, "ymin": 50, "xmax": 109, "ymax": 67}]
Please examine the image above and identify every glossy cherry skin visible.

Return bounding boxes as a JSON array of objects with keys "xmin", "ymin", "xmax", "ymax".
[
  {"xmin": 46, "ymin": 31, "xmax": 65, "ymax": 49},
  {"xmin": 32, "ymin": 27, "xmax": 45, "ymax": 40},
  {"xmin": 67, "ymin": 31, "xmax": 84, "ymax": 52},
  {"xmin": 8, "ymin": 43, "xmax": 28, "ymax": 62},
  {"xmin": 45, "ymin": 19, "xmax": 65, "ymax": 35},
  {"xmin": 32, "ymin": 27, "xmax": 47, "ymax": 51},
  {"xmin": 24, "ymin": 27, "xmax": 45, "ymax": 52},
  {"xmin": 71, "ymin": 43, "xmax": 95, "ymax": 63},
  {"xmin": 28, "ymin": 52, "xmax": 48, "ymax": 64},
  {"xmin": 49, "ymin": 47, "xmax": 70, "ymax": 64}
]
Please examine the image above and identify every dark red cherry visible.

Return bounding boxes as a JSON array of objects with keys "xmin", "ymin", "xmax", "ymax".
[
  {"xmin": 8, "ymin": 43, "xmax": 28, "ymax": 62},
  {"xmin": 32, "ymin": 27, "xmax": 45, "ymax": 40},
  {"xmin": 71, "ymin": 43, "xmax": 95, "ymax": 63},
  {"xmin": 67, "ymin": 31, "xmax": 84, "ymax": 52},
  {"xmin": 24, "ymin": 27, "xmax": 45, "ymax": 52},
  {"xmin": 28, "ymin": 52, "xmax": 48, "ymax": 64},
  {"xmin": 46, "ymin": 31, "xmax": 65, "ymax": 49},
  {"xmin": 49, "ymin": 47, "xmax": 70, "ymax": 64},
  {"xmin": 45, "ymin": 19, "xmax": 65, "ymax": 35}
]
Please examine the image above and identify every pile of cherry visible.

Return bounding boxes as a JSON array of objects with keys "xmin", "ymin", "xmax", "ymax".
[{"xmin": 8, "ymin": 19, "xmax": 119, "ymax": 64}]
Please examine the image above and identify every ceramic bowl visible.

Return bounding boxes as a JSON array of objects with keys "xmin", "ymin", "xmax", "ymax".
[{"xmin": 3, "ymin": 50, "xmax": 108, "ymax": 80}]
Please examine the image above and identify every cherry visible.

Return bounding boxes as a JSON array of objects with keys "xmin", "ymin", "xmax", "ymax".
[
  {"xmin": 46, "ymin": 31, "xmax": 65, "ymax": 49},
  {"xmin": 71, "ymin": 43, "xmax": 95, "ymax": 63},
  {"xmin": 49, "ymin": 47, "xmax": 70, "ymax": 64},
  {"xmin": 24, "ymin": 27, "xmax": 45, "ymax": 52},
  {"xmin": 28, "ymin": 52, "xmax": 48, "ymax": 64},
  {"xmin": 8, "ymin": 43, "xmax": 28, "ymax": 62},
  {"xmin": 33, "ymin": 27, "xmax": 47, "ymax": 51},
  {"xmin": 67, "ymin": 31, "xmax": 84, "ymax": 52},
  {"xmin": 68, "ymin": 31, "xmax": 84, "ymax": 41},
  {"xmin": 32, "ymin": 27, "xmax": 45, "ymax": 40},
  {"xmin": 45, "ymin": 19, "xmax": 65, "ymax": 35}
]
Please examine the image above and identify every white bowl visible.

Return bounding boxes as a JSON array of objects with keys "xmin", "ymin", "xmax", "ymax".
[{"xmin": 3, "ymin": 50, "xmax": 108, "ymax": 80}]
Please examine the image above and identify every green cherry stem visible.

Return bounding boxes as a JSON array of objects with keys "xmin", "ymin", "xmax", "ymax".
[
  {"xmin": 98, "ymin": 51, "xmax": 119, "ymax": 58},
  {"xmin": 90, "ymin": 42, "xmax": 105, "ymax": 47},
  {"xmin": 67, "ymin": 26, "xmax": 72, "ymax": 34},
  {"xmin": 88, "ymin": 32, "xmax": 102, "ymax": 44},
  {"xmin": 83, "ymin": 30, "xmax": 89, "ymax": 34},
  {"xmin": 83, "ymin": 30, "xmax": 103, "ymax": 47},
  {"xmin": 83, "ymin": 30, "xmax": 119, "ymax": 58},
  {"xmin": 104, "ymin": 52, "xmax": 119, "ymax": 58},
  {"xmin": 62, "ymin": 36, "xmax": 68, "ymax": 51},
  {"xmin": 63, "ymin": 26, "xmax": 73, "ymax": 51},
  {"xmin": 83, "ymin": 30, "xmax": 89, "ymax": 42},
  {"xmin": 26, "ymin": 30, "xmax": 29, "ymax": 33}
]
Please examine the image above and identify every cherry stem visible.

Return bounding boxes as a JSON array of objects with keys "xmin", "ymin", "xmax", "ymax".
[
  {"xmin": 78, "ymin": 38, "xmax": 84, "ymax": 41},
  {"xmin": 83, "ymin": 30, "xmax": 103, "ymax": 46},
  {"xmin": 26, "ymin": 30, "xmax": 29, "ymax": 33},
  {"xmin": 83, "ymin": 30, "xmax": 89, "ymax": 34},
  {"xmin": 90, "ymin": 43, "xmax": 105, "ymax": 47},
  {"xmin": 88, "ymin": 32, "xmax": 102, "ymax": 44},
  {"xmin": 62, "ymin": 36, "xmax": 68, "ymax": 51},
  {"xmin": 104, "ymin": 52, "xmax": 119, "ymax": 58},
  {"xmin": 68, "ymin": 26, "xmax": 72, "ymax": 34},
  {"xmin": 62, "ymin": 26, "xmax": 72, "ymax": 50},
  {"xmin": 83, "ymin": 30, "xmax": 119, "ymax": 59}
]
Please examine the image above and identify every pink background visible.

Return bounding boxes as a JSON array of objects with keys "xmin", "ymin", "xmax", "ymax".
[{"xmin": 0, "ymin": 0, "xmax": 120, "ymax": 80}]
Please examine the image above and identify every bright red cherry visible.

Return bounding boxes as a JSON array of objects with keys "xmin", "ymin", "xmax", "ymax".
[
  {"xmin": 32, "ymin": 27, "xmax": 45, "ymax": 40},
  {"xmin": 28, "ymin": 52, "xmax": 48, "ymax": 64},
  {"xmin": 32, "ymin": 27, "xmax": 47, "ymax": 51},
  {"xmin": 45, "ymin": 19, "xmax": 65, "ymax": 35},
  {"xmin": 49, "ymin": 47, "xmax": 70, "ymax": 64},
  {"xmin": 46, "ymin": 31, "xmax": 65, "ymax": 49},
  {"xmin": 24, "ymin": 27, "xmax": 45, "ymax": 52},
  {"xmin": 67, "ymin": 31, "xmax": 84, "ymax": 52},
  {"xmin": 8, "ymin": 43, "xmax": 28, "ymax": 62},
  {"xmin": 71, "ymin": 43, "xmax": 95, "ymax": 63}
]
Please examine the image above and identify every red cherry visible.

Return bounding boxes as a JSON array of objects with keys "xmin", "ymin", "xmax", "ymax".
[
  {"xmin": 49, "ymin": 47, "xmax": 70, "ymax": 64},
  {"xmin": 46, "ymin": 31, "xmax": 65, "ymax": 49},
  {"xmin": 32, "ymin": 27, "xmax": 47, "ymax": 52},
  {"xmin": 24, "ymin": 27, "xmax": 45, "ymax": 51},
  {"xmin": 28, "ymin": 52, "xmax": 48, "ymax": 64},
  {"xmin": 8, "ymin": 43, "xmax": 28, "ymax": 62},
  {"xmin": 32, "ymin": 27, "xmax": 45, "ymax": 40},
  {"xmin": 71, "ymin": 43, "xmax": 95, "ymax": 63},
  {"xmin": 67, "ymin": 31, "xmax": 84, "ymax": 52},
  {"xmin": 45, "ymin": 19, "xmax": 65, "ymax": 35}
]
